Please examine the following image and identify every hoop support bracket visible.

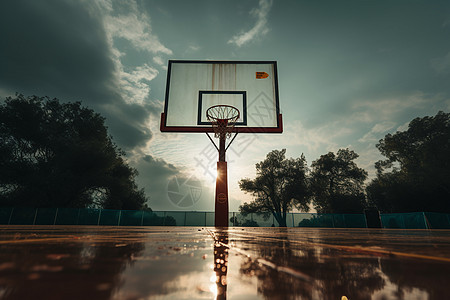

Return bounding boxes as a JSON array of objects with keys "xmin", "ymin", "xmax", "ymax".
[
  {"xmin": 206, "ymin": 132, "xmax": 219, "ymax": 151},
  {"xmin": 225, "ymin": 132, "xmax": 238, "ymax": 151}
]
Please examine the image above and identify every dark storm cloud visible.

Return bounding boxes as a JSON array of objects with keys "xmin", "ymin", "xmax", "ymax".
[
  {"xmin": 0, "ymin": 0, "xmax": 115, "ymax": 101},
  {"xmin": 134, "ymin": 155, "xmax": 179, "ymax": 210},
  {"xmin": 0, "ymin": 0, "xmax": 160, "ymax": 150},
  {"xmin": 100, "ymin": 101, "xmax": 161, "ymax": 150}
]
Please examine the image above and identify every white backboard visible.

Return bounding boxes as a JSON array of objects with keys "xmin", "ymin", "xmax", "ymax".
[{"xmin": 161, "ymin": 60, "xmax": 282, "ymax": 133}]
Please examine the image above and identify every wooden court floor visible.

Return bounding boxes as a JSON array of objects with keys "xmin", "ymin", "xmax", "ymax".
[{"xmin": 1, "ymin": 226, "xmax": 449, "ymax": 299}]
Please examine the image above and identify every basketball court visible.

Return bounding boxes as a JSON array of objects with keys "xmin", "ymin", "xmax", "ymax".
[
  {"xmin": 2, "ymin": 61, "xmax": 447, "ymax": 300},
  {"xmin": 1, "ymin": 225, "xmax": 450, "ymax": 299}
]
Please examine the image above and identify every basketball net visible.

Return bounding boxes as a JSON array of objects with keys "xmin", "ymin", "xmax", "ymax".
[{"xmin": 206, "ymin": 105, "xmax": 240, "ymax": 138}]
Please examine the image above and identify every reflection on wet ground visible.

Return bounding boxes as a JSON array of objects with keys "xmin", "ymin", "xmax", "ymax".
[{"xmin": 0, "ymin": 226, "xmax": 450, "ymax": 299}]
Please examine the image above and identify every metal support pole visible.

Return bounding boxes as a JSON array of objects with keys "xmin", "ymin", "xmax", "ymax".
[
  {"xmin": 215, "ymin": 132, "xmax": 229, "ymax": 227},
  {"xmin": 219, "ymin": 133, "xmax": 226, "ymax": 162}
]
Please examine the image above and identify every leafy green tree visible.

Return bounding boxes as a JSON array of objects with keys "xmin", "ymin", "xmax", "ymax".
[
  {"xmin": 367, "ymin": 111, "xmax": 450, "ymax": 213},
  {"xmin": 238, "ymin": 149, "xmax": 310, "ymax": 227},
  {"xmin": 0, "ymin": 94, "xmax": 146, "ymax": 209},
  {"xmin": 310, "ymin": 149, "xmax": 367, "ymax": 213}
]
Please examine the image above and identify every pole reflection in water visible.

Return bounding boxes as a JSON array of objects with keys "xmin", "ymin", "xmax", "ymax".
[{"xmin": 213, "ymin": 230, "xmax": 228, "ymax": 300}]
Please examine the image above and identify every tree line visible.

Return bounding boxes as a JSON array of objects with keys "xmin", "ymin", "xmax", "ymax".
[
  {"xmin": 0, "ymin": 95, "xmax": 146, "ymax": 210},
  {"xmin": 1, "ymin": 95, "xmax": 449, "ymax": 223},
  {"xmin": 239, "ymin": 111, "xmax": 450, "ymax": 226}
]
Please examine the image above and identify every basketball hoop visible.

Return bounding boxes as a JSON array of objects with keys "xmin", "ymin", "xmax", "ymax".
[{"xmin": 206, "ymin": 105, "xmax": 240, "ymax": 138}]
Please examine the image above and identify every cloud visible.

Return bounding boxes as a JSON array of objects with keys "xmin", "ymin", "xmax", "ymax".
[
  {"xmin": 358, "ymin": 121, "xmax": 396, "ymax": 143},
  {"xmin": 228, "ymin": 0, "xmax": 273, "ymax": 47},
  {"xmin": 0, "ymin": 0, "xmax": 173, "ymax": 151},
  {"xmin": 152, "ymin": 56, "xmax": 165, "ymax": 66},
  {"xmin": 130, "ymin": 154, "xmax": 215, "ymax": 211},
  {"xmin": 431, "ymin": 52, "xmax": 450, "ymax": 74},
  {"xmin": 101, "ymin": 0, "xmax": 172, "ymax": 55},
  {"xmin": 118, "ymin": 64, "xmax": 159, "ymax": 105},
  {"xmin": 351, "ymin": 91, "xmax": 442, "ymax": 122},
  {"xmin": 0, "ymin": 0, "xmax": 115, "ymax": 102}
]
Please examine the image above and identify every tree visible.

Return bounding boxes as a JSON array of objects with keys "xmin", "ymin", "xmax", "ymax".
[
  {"xmin": 0, "ymin": 94, "xmax": 146, "ymax": 209},
  {"xmin": 238, "ymin": 149, "xmax": 309, "ymax": 227},
  {"xmin": 367, "ymin": 111, "xmax": 450, "ymax": 213},
  {"xmin": 310, "ymin": 149, "xmax": 367, "ymax": 213}
]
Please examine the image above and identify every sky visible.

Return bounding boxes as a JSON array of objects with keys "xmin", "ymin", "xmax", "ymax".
[{"xmin": 1, "ymin": 0, "xmax": 449, "ymax": 212}]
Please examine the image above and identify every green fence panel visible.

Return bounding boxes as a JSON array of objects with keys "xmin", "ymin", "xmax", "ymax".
[
  {"xmin": 381, "ymin": 214, "xmax": 404, "ymax": 229},
  {"xmin": 99, "ymin": 209, "xmax": 120, "ymax": 226},
  {"xmin": 286, "ymin": 214, "xmax": 294, "ymax": 227},
  {"xmin": 185, "ymin": 212, "xmax": 206, "ymax": 226},
  {"xmin": 380, "ymin": 212, "xmax": 428, "ymax": 229},
  {"xmin": 78, "ymin": 208, "xmax": 100, "ymax": 225},
  {"xmin": 425, "ymin": 212, "xmax": 450, "ymax": 229},
  {"xmin": 119, "ymin": 210, "xmax": 143, "ymax": 226},
  {"xmin": 9, "ymin": 207, "xmax": 36, "ymax": 225},
  {"xmin": 0, "ymin": 207, "xmax": 13, "ymax": 224},
  {"xmin": 35, "ymin": 208, "xmax": 58, "ymax": 225},
  {"xmin": 315, "ymin": 214, "xmax": 334, "ymax": 228},
  {"xmin": 205, "ymin": 212, "xmax": 215, "ymax": 226},
  {"xmin": 403, "ymin": 212, "xmax": 427, "ymax": 229},
  {"xmin": 142, "ymin": 211, "xmax": 165, "ymax": 226},
  {"xmin": 343, "ymin": 214, "xmax": 367, "ymax": 228},
  {"xmin": 163, "ymin": 212, "xmax": 183, "ymax": 226},
  {"xmin": 233, "ymin": 213, "xmax": 258, "ymax": 227},
  {"xmin": 55, "ymin": 208, "xmax": 80, "ymax": 225},
  {"xmin": 6, "ymin": 207, "xmax": 450, "ymax": 229},
  {"xmin": 294, "ymin": 213, "xmax": 314, "ymax": 227},
  {"xmin": 332, "ymin": 214, "xmax": 346, "ymax": 228},
  {"xmin": 252, "ymin": 213, "xmax": 274, "ymax": 227}
]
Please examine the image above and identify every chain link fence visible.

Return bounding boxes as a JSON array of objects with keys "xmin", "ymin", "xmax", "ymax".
[{"xmin": 1, "ymin": 207, "xmax": 449, "ymax": 228}]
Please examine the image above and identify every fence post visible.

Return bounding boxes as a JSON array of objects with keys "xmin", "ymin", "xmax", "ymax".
[
  {"xmin": 77, "ymin": 208, "xmax": 81, "ymax": 225},
  {"xmin": 8, "ymin": 208, "xmax": 14, "ymax": 225},
  {"xmin": 53, "ymin": 208, "xmax": 59, "ymax": 225},
  {"xmin": 33, "ymin": 208, "xmax": 38, "ymax": 225},
  {"xmin": 292, "ymin": 213, "xmax": 294, "ymax": 227},
  {"xmin": 117, "ymin": 210, "xmax": 122, "ymax": 226},
  {"xmin": 422, "ymin": 212, "xmax": 429, "ymax": 229},
  {"xmin": 140, "ymin": 210, "xmax": 144, "ymax": 226},
  {"xmin": 97, "ymin": 209, "xmax": 102, "ymax": 226}
]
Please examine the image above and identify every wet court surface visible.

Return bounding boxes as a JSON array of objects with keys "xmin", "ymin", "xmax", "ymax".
[{"xmin": 0, "ymin": 226, "xmax": 450, "ymax": 299}]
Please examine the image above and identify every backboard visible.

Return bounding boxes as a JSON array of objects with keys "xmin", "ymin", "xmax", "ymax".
[{"xmin": 160, "ymin": 60, "xmax": 282, "ymax": 133}]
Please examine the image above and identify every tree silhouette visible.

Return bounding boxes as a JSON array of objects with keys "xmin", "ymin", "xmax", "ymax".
[
  {"xmin": 0, "ymin": 94, "xmax": 146, "ymax": 209},
  {"xmin": 239, "ymin": 149, "xmax": 310, "ymax": 227},
  {"xmin": 367, "ymin": 111, "xmax": 450, "ymax": 213},
  {"xmin": 310, "ymin": 149, "xmax": 367, "ymax": 213}
]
